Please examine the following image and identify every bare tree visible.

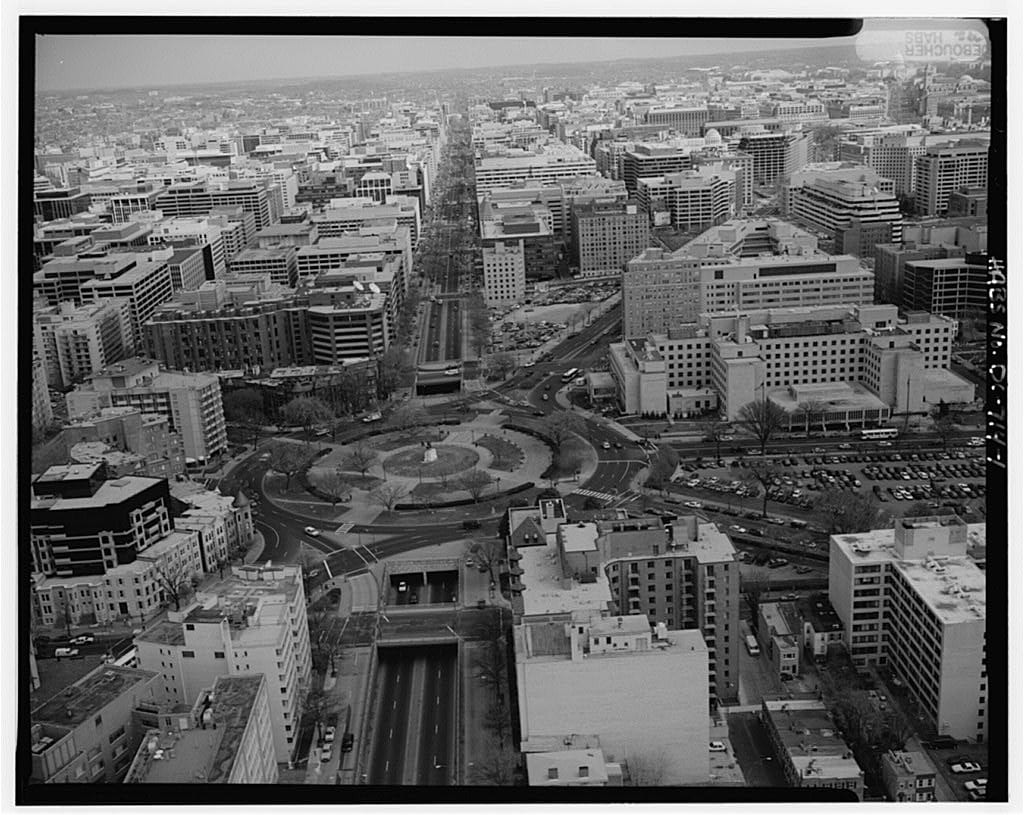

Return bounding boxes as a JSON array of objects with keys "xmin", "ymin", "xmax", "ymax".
[
  {"xmin": 742, "ymin": 459, "xmax": 782, "ymax": 517},
  {"xmin": 369, "ymin": 482, "xmax": 409, "ymax": 511},
  {"xmin": 154, "ymin": 562, "xmax": 197, "ymax": 612},
  {"xmin": 736, "ymin": 398, "xmax": 789, "ymax": 456},
  {"xmin": 378, "ymin": 346, "xmax": 415, "ymax": 398},
  {"xmin": 302, "ymin": 686, "xmax": 341, "ymax": 744},
  {"xmin": 466, "ymin": 539, "xmax": 504, "ymax": 585},
  {"xmin": 281, "ymin": 396, "xmax": 333, "ymax": 445},
  {"xmin": 542, "ymin": 411, "xmax": 584, "ymax": 454},
  {"xmin": 344, "ymin": 442, "xmax": 379, "ymax": 479},
  {"xmin": 488, "ymin": 351, "xmax": 517, "ymax": 381},
  {"xmin": 222, "ymin": 387, "xmax": 267, "ymax": 448},
  {"xmin": 627, "ymin": 750, "xmax": 670, "ymax": 786},
  {"xmin": 701, "ymin": 418, "xmax": 728, "ymax": 462},
  {"xmin": 645, "ymin": 443, "xmax": 680, "ymax": 492},
  {"xmin": 468, "ymin": 747, "xmax": 518, "ymax": 786},
  {"xmin": 458, "ymin": 468, "xmax": 494, "ymax": 502},
  {"xmin": 932, "ymin": 411, "xmax": 957, "ymax": 448},
  {"xmin": 483, "ymin": 700, "xmax": 513, "ymax": 750},
  {"xmin": 813, "ymin": 488, "xmax": 890, "ymax": 534},
  {"xmin": 314, "ymin": 468, "xmax": 351, "ymax": 508},
  {"xmin": 387, "ymin": 402, "xmax": 428, "ymax": 431},
  {"xmin": 796, "ymin": 399, "xmax": 825, "ymax": 435},
  {"xmin": 267, "ymin": 444, "xmax": 310, "ymax": 489}
]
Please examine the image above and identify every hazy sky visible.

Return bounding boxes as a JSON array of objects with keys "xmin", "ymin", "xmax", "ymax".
[{"xmin": 35, "ymin": 34, "xmax": 861, "ymax": 93}]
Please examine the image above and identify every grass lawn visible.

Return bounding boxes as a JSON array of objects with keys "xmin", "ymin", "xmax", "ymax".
[
  {"xmin": 476, "ymin": 434, "xmax": 523, "ymax": 472},
  {"xmin": 370, "ymin": 428, "xmax": 440, "ymax": 452},
  {"xmin": 384, "ymin": 444, "xmax": 480, "ymax": 477}
]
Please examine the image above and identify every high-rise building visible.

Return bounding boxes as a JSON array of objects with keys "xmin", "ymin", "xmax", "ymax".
[
  {"xmin": 33, "ymin": 299, "xmax": 133, "ymax": 389},
  {"xmin": 642, "ymin": 106, "xmax": 710, "ymax": 136},
  {"xmin": 914, "ymin": 142, "xmax": 989, "ymax": 216},
  {"xmin": 34, "ymin": 187, "xmax": 92, "ymax": 222},
  {"xmin": 736, "ymin": 131, "xmax": 810, "ymax": 186},
  {"xmin": 570, "ymin": 199, "xmax": 651, "ymax": 278},
  {"xmin": 66, "ymin": 357, "xmax": 228, "ymax": 462},
  {"xmin": 482, "ymin": 241, "xmax": 527, "ymax": 306},
  {"xmin": 620, "ymin": 143, "xmax": 693, "ymax": 194},
  {"xmin": 474, "ymin": 143, "xmax": 597, "ymax": 191},
  {"xmin": 134, "ymin": 563, "xmax": 313, "ymax": 762},
  {"xmin": 227, "ymin": 246, "xmax": 299, "ymax": 288},
  {"xmin": 34, "ymin": 251, "xmax": 141, "ymax": 308},
  {"xmin": 154, "ymin": 181, "xmax": 275, "ymax": 230},
  {"xmin": 635, "ymin": 168, "xmax": 736, "ymax": 232},
  {"xmin": 79, "ymin": 256, "xmax": 174, "ymax": 352},
  {"xmin": 903, "ymin": 256, "xmax": 988, "ymax": 319},
  {"xmin": 829, "ymin": 516, "xmax": 987, "ymax": 742}
]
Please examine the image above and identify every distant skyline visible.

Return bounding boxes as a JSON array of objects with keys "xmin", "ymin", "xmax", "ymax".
[{"xmin": 35, "ymin": 34, "xmax": 868, "ymax": 94}]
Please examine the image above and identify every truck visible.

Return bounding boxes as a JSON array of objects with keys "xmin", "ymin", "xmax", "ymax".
[{"xmin": 745, "ymin": 635, "xmax": 760, "ymax": 657}]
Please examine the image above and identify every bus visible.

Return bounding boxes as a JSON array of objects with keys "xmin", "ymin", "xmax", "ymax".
[
  {"xmin": 561, "ymin": 367, "xmax": 581, "ymax": 384},
  {"xmin": 860, "ymin": 427, "xmax": 899, "ymax": 441},
  {"xmin": 745, "ymin": 635, "xmax": 761, "ymax": 657}
]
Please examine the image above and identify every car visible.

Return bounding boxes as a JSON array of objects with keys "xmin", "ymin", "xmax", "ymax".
[
  {"xmin": 968, "ymin": 789, "xmax": 987, "ymax": 801},
  {"xmin": 444, "ymin": 368, "xmax": 461, "ymax": 376},
  {"xmin": 768, "ymin": 558, "xmax": 789, "ymax": 568},
  {"xmin": 324, "ymin": 726, "xmax": 337, "ymax": 744},
  {"xmin": 946, "ymin": 755, "xmax": 973, "ymax": 767},
  {"xmin": 950, "ymin": 762, "xmax": 982, "ymax": 774},
  {"xmin": 921, "ymin": 735, "xmax": 958, "ymax": 750},
  {"xmin": 409, "ymin": 593, "xmax": 419, "ymax": 604},
  {"xmin": 321, "ymin": 744, "xmax": 333, "ymax": 763},
  {"xmin": 729, "ymin": 525, "xmax": 747, "ymax": 534},
  {"xmin": 878, "ymin": 440, "xmax": 893, "ymax": 447},
  {"xmin": 362, "ymin": 412, "xmax": 382, "ymax": 423},
  {"xmin": 963, "ymin": 779, "xmax": 988, "ymax": 792},
  {"xmin": 397, "ymin": 581, "xmax": 408, "ymax": 593},
  {"xmin": 462, "ymin": 519, "xmax": 481, "ymax": 530},
  {"xmin": 542, "ymin": 394, "xmax": 549, "ymax": 401},
  {"xmin": 602, "ymin": 441, "xmax": 611, "ymax": 450},
  {"xmin": 838, "ymin": 442, "xmax": 852, "ymax": 450},
  {"xmin": 304, "ymin": 526, "xmax": 320, "ymax": 537},
  {"xmin": 614, "ymin": 442, "xmax": 623, "ymax": 449},
  {"xmin": 308, "ymin": 569, "xmax": 320, "ymax": 578},
  {"xmin": 54, "ymin": 647, "xmax": 79, "ymax": 658},
  {"xmin": 341, "ymin": 733, "xmax": 355, "ymax": 753},
  {"xmin": 523, "ymin": 361, "xmax": 535, "ymax": 367},
  {"xmin": 259, "ymin": 452, "xmax": 272, "ymax": 462},
  {"xmin": 684, "ymin": 501, "xmax": 702, "ymax": 509},
  {"xmin": 70, "ymin": 634, "xmax": 95, "ymax": 645},
  {"xmin": 709, "ymin": 741, "xmax": 727, "ymax": 752},
  {"xmin": 795, "ymin": 565, "xmax": 813, "ymax": 574}
]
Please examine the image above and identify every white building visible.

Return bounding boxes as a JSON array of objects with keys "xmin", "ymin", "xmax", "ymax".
[
  {"xmin": 785, "ymin": 164, "xmax": 902, "ymax": 244},
  {"xmin": 134, "ymin": 563, "xmax": 313, "ymax": 762},
  {"xmin": 79, "ymin": 255, "xmax": 174, "ymax": 351},
  {"xmin": 482, "ymin": 240, "xmax": 526, "ymax": 307},
  {"xmin": 635, "ymin": 167, "xmax": 736, "ymax": 232},
  {"xmin": 33, "ymin": 298, "xmax": 133, "ymax": 389},
  {"xmin": 475, "ymin": 143, "xmax": 597, "ymax": 191},
  {"xmin": 828, "ymin": 517, "xmax": 987, "ymax": 742}
]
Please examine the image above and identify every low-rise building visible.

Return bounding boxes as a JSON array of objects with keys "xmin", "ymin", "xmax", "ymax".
[
  {"xmin": 880, "ymin": 749, "xmax": 937, "ymax": 802},
  {"xmin": 30, "ymin": 665, "xmax": 161, "ymax": 783},
  {"xmin": 525, "ymin": 744, "xmax": 622, "ymax": 787},
  {"xmin": 123, "ymin": 674, "xmax": 277, "ymax": 784},
  {"xmin": 757, "ymin": 601, "xmax": 802, "ymax": 679}
]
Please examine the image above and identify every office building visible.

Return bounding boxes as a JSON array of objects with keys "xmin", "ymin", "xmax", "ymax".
[
  {"xmin": 34, "ymin": 251, "xmax": 142, "ymax": 308},
  {"xmin": 34, "ymin": 187, "xmax": 92, "ymax": 222},
  {"xmin": 903, "ymin": 256, "xmax": 988, "ymax": 320},
  {"xmin": 154, "ymin": 181, "xmax": 275, "ymax": 230},
  {"xmin": 622, "ymin": 219, "xmax": 873, "ymax": 338},
  {"xmin": 829, "ymin": 516, "xmax": 987, "ymax": 742},
  {"xmin": 33, "ymin": 298, "xmax": 133, "ymax": 389},
  {"xmin": 515, "ymin": 618, "xmax": 709, "ymax": 785},
  {"xmin": 166, "ymin": 246, "xmax": 209, "ymax": 292},
  {"xmin": 482, "ymin": 241, "xmax": 527, "ymax": 306},
  {"xmin": 785, "ymin": 164, "xmax": 901, "ymax": 244},
  {"xmin": 134, "ymin": 563, "xmax": 313, "ymax": 762},
  {"xmin": 63, "ymin": 406, "xmax": 186, "ymax": 479},
  {"xmin": 596, "ymin": 514, "xmax": 741, "ymax": 704},
  {"xmin": 480, "ymin": 210, "xmax": 561, "ymax": 281},
  {"xmin": 108, "ymin": 187, "xmax": 162, "ymax": 224},
  {"xmin": 311, "ymin": 197, "xmax": 421, "ymax": 249},
  {"xmin": 474, "ymin": 143, "xmax": 597, "ymax": 191},
  {"xmin": 227, "ymin": 246, "xmax": 299, "ymax": 288},
  {"xmin": 295, "ymin": 223, "xmax": 412, "ymax": 295},
  {"xmin": 30, "ymin": 665, "xmax": 161, "ymax": 783},
  {"xmin": 689, "ymin": 142, "xmax": 754, "ymax": 209},
  {"xmin": 570, "ymin": 199, "xmax": 650, "ymax": 278},
  {"xmin": 642, "ymin": 106, "xmax": 710, "ymax": 135},
  {"xmin": 635, "ymin": 168, "xmax": 736, "ymax": 232},
  {"xmin": 254, "ymin": 220, "xmax": 319, "ymax": 250},
  {"xmin": 146, "ymin": 217, "xmax": 228, "ymax": 279},
  {"xmin": 31, "ymin": 355, "xmax": 53, "ymax": 434},
  {"xmin": 620, "ymin": 143, "xmax": 693, "ymax": 194},
  {"xmin": 873, "ymin": 240, "xmax": 966, "ymax": 307},
  {"xmin": 79, "ymin": 255, "xmax": 174, "ymax": 352},
  {"xmin": 736, "ymin": 131, "xmax": 810, "ymax": 186},
  {"xmin": 760, "ymin": 699, "xmax": 865, "ymax": 799},
  {"xmin": 66, "ymin": 357, "xmax": 228, "ymax": 462},
  {"xmin": 914, "ymin": 142, "xmax": 989, "ymax": 216},
  {"xmin": 835, "ymin": 218, "xmax": 898, "ymax": 259},
  {"xmin": 946, "ymin": 186, "xmax": 988, "ymax": 218},
  {"xmin": 880, "ymin": 750, "xmax": 937, "ymax": 803},
  {"xmin": 124, "ymin": 674, "xmax": 278, "ymax": 784}
]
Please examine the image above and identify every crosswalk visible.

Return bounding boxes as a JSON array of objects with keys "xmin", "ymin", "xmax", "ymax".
[
  {"xmin": 334, "ymin": 522, "xmax": 354, "ymax": 534},
  {"xmin": 573, "ymin": 488, "xmax": 618, "ymax": 502}
]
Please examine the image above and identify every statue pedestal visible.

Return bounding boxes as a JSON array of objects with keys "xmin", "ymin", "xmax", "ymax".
[{"xmin": 423, "ymin": 447, "xmax": 438, "ymax": 464}]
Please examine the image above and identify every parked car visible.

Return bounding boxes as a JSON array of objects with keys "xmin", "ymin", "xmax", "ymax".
[
  {"xmin": 324, "ymin": 726, "xmax": 337, "ymax": 744},
  {"xmin": 950, "ymin": 762, "xmax": 982, "ymax": 774},
  {"xmin": 963, "ymin": 779, "xmax": 988, "ymax": 792},
  {"xmin": 321, "ymin": 744, "xmax": 333, "ymax": 763},
  {"xmin": 602, "ymin": 441, "xmax": 611, "ymax": 450},
  {"xmin": 70, "ymin": 634, "xmax": 95, "ymax": 645},
  {"xmin": 461, "ymin": 519, "xmax": 481, "ymax": 530},
  {"xmin": 341, "ymin": 733, "xmax": 355, "ymax": 753},
  {"xmin": 709, "ymin": 741, "xmax": 727, "ymax": 752},
  {"xmin": 54, "ymin": 647, "xmax": 79, "ymax": 658},
  {"xmin": 304, "ymin": 526, "xmax": 320, "ymax": 537}
]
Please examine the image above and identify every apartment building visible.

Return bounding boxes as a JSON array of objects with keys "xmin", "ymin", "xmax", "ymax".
[
  {"xmin": 595, "ymin": 514, "xmax": 741, "ymax": 704},
  {"xmin": 570, "ymin": 199, "xmax": 650, "ymax": 278},
  {"xmin": 760, "ymin": 699, "xmax": 865, "ymax": 799},
  {"xmin": 63, "ymin": 406, "xmax": 185, "ymax": 479},
  {"xmin": 134, "ymin": 563, "xmax": 313, "ymax": 762},
  {"xmin": 914, "ymin": 142, "xmax": 989, "ymax": 216},
  {"xmin": 482, "ymin": 241, "xmax": 527, "ymax": 306},
  {"xmin": 828, "ymin": 516, "xmax": 987, "ymax": 742},
  {"xmin": 124, "ymin": 674, "xmax": 278, "ymax": 784},
  {"xmin": 880, "ymin": 750, "xmax": 937, "ymax": 803},
  {"xmin": 30, "ymin": 665, "xmax": 161, "ymax": 783},
  {"xmin": 635, "ymin": 168, "xmax": 736, "ymax": 232},
  {"xmin": 33, "ymin": 298, "xmax": 133, "ymax": 389},
  {"xmin": 515, "ymin": 617, "xmax": 709, "ymax": 784},
  {"xmin": 66, "ymin": 357, "xmax": 228, "ymax": 462},
  {"xmin": 79, "ymin": 255, "xmax": 174, "ymax": 352}
]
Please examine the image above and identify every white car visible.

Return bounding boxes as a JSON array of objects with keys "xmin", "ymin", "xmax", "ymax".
[
  {"xmin": 304, "ymin": 526, "xmax": 320, "ymax": 537},
  {"xmin": 323, "ymin": 726, "xmax": 337, "ymax": 744},
  {"xmin": 963, "ymin": 779, "xmax": 987, "ymax": 792},
  {"xmin": 70, "ymin": 634, "xmax": 95, "ymax": 645},
  {"xmin": 684, "ymin": 501, "xmax": 703, "ymax": 509},
  {"xmin": 602, "ymin": 441, "xmax": 611, "ymax": 450},
  {"xmin": 444, "ymin": 368, "xmax": 461, "ymax": 376},
  {"xmin": 709, "ymin": 741, "xmax": 727, "ymax": 752},
  {"xmin": 950, "ymin": 762, "xmax": 982, "ymax": 774}
]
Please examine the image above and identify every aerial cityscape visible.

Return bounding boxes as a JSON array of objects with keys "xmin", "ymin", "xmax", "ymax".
[{"xmin": 21, "ymin": 21, "xmax": 1003, "ymax": 803}]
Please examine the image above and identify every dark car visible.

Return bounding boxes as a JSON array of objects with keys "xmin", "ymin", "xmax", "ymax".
[
  {"xmin": 341, "ymin": 733, "xmax": 355, "ymax": 753},
  {"xmin": 462, "ymin": 519, "xmax": 481, "ymax": 530}
]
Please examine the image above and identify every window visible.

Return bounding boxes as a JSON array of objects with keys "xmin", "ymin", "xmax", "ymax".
[
  {"xmin": 578, "ymin": 766, "xmax": 590, "ymax": 778},
  {"xmin": 214, "ymin": 651, "xmax": 225, "ymax": 659},
  {"xmin": 182, "ymin": 650, "xmax": 195, "ymax": 658}
]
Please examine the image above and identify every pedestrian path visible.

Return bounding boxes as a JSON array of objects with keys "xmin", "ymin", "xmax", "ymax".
[{"xmin": 573, "ymin": 487, "xmax": 618, "ymax": 502}]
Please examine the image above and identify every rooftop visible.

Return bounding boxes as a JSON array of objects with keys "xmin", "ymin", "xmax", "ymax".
[
  {"xmin": 32, "ymin": 473, "xmax": 161, "ymax": 511},
  {"xmin": 518, "ymin": 532, "xmax": 612, "ymax": 618},
  {"xmin": 33, "ymin": 665, "xmax": 158, "ymax": 729},
  {"xmin": 763, "ymin": 702, "xmax": 863, "ymax": 781},
  {"xmin": 560, "ymin": 522, "xmax": 598, "ymax": 554}
]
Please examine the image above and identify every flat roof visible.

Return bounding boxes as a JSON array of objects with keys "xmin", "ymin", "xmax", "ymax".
[
  {"xmin": 32, "ymin": 474, "xmax": 161, "ymax": 511},
  {"xmin": 519, "ymin": 534, "xmax": 612, "ymax": 617},
  {"xmin": 33, "ymin": 665, "xmax": 158, "ymax": 728},
  {"xmin": 763, "ymin": 702, "xmax": 863, "ymax": 781},
  {"xmin": 560, "ymin": 522, "xmax": 598, "ymax": 553}
]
